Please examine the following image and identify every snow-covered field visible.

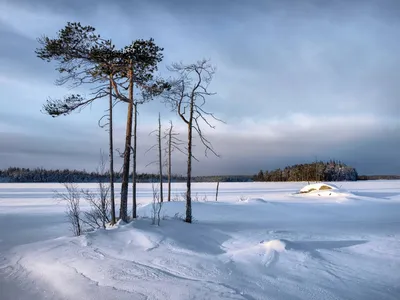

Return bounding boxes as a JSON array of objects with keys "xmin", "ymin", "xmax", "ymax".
[{"xmin": 1, "ymin": 181, "xmax": 400, "ymax": 300}]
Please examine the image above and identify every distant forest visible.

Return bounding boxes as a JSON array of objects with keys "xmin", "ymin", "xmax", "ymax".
[
  {"xmin": 253, "ymin": 160, "xmax": 359, "ymax": 182},
  {"xmin": 252, "ymin": 160, "xmax": 400, "ymax": 182},
  {"xmin": 0, "ymin": 165, "xmax": 398, "ymax": 183},
  {"xmin": 357, "ymin": 175, "xmax": 400, "ymax": 180},
  {"xmin": 0, "ymin": 167, "xmax": 251, "ymax": 183}
]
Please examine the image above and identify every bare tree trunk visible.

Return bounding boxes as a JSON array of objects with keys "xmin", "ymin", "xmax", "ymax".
[
  {"xmin": 132, "ymin": 103, "xmax": 137, "ymax": 219},
  {"xmin": 185, "ymin": 100, "xmax": 194, "ymax": 223},
  {"xmin": 76, "ymin": 213, "xmax": 82, "ymax": 236},
  {"xmin": 109, "ymin": 80, "xmax": 116, "ymax": 225},
  {"xmin": 119, "ymin": 67, "xmax": 133, "ymax": 222},
  {"xmin": 158, "ymin": 113, "xmax": 164, "ymax": 202},
  {"xmin": 100, "ymin": 182, "xmax": 107, "ymax": 229},
  {"xmin": 164, "ymin": 60, "xmax": 220, "ymax": 224},
  {"xmin": 168, "ymin": 122, "xmax": 172, "ymax": 202},
  {"xmin": 215, "ymin": 181, "xmax": 220, "ymax": 202}
]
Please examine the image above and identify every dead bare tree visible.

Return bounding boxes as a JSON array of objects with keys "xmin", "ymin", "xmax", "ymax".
[
  {"xmin": 131, "ymin": 96, "xmax": 157, "ymax": 219},
  {"xmin": 163, "ymin": 59, "xmax": 223, "ymax": 223},
  {"xmin": 164, "ymin": 121, "xmax": 185, "ymax": 202},
  {"xmin": 166, "ymin": 123, "xmax": 173, "ymax": 203},
  {"xmin": 145, "ymin": 113, "xmax": 165, "ymax": 202},
  {"xmin": 97, "ymin": 82, "xmax": 118, "ymax": 225},
  {"xmin": 158, "ymin": 113, "xmax": 164, "ymax": 202}
]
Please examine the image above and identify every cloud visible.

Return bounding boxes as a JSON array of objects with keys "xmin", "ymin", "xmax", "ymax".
[
  {"xmin": 0, "ymin": 0, "xmax": 399, "ymax": 175},
  {"xmin": 191, "ymin": 113, "xmax": 399, "ymax": 175},
  {"xmin": 0, "ymin": 112, "xmax": 397, "ymax": 175},
  {"xmin": 0, "ymin": 1, "xmax": 75, "ymax": 40}
]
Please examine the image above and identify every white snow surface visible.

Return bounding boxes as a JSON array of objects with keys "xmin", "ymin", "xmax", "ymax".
[{"xmin": 1, "ymin": 181, "xmax": 400, "ymax": 300}]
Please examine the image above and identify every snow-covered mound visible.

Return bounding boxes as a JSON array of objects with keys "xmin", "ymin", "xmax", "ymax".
[
  {"xmin": 294, "ymin": 182, "xmax": 358, "ymax": 201},
  {"xmin": 299, "ymin": 182, "xmax": 340, "ymax": 194}
]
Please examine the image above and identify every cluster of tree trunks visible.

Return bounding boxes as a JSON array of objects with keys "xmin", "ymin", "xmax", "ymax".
[{"xmin": 36, "ymin": 22, "xmax": 220, "ymax": 224}]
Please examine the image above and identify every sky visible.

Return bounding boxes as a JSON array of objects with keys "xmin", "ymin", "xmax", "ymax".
[{"xmin": 0, "ymin": 0, "xmax": 399, "ymax": 176}]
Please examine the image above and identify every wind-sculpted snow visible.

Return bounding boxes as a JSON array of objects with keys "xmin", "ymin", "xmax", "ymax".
[{"xmin": 0, "ymin": 181, "xmax": 400, "ymax": 299}]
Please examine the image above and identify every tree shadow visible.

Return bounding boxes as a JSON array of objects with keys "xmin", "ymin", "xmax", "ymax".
[
  {"xmin": 352, "ymin": 191, "xmax": 400, "ymax": 199},
  {"xmin": 281, "ymin": 239, "xmax": 368, "ymax": 260}
]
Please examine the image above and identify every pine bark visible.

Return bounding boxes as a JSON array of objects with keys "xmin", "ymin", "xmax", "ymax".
[
  {"xmin": 131, "ymin": 103, "xmax": 137, "ymax": 219},
  {"xmin": 109, "ymin": 80, "xmax": 116, "ymax": 224},
  {"xmin": 119, "ymin": 66, "xmax": 133, "ymax": 222}
]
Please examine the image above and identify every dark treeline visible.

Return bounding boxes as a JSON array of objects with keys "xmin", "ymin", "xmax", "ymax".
[
  {"xmin": 192, "ymin": 175, "xmax": 253, "ymax": 183},
  {"xmin": 358, "ymin": 175, "xmax": 400, "ymax": 180},
  {"xmin": 0, "ymin": 167, "xmax": 184, "ymax": 183},
  {"xmin": 1, "ymin": 166, "xmax": 396, "ymax": 183},
  {"xmin": 253, "ymin": 160, "xmax": 359, "ymax": 182},
  {"xmin": 0, "ymin": 167, "xmax": 252, "ymax": 183}
]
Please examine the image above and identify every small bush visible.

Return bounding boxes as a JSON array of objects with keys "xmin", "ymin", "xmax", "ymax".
[
  {"xmin": 151, "ymin": 183, "xmax": 163, "ymax": 226},
  {"xmin": 55, "ymin": 183, "xmax": 82, "ymax": 236}
]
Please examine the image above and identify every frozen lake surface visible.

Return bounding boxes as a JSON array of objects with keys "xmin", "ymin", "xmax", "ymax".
[{"xmin": 1, "ymin": 181, "xmax": 400, "ymax": 300}]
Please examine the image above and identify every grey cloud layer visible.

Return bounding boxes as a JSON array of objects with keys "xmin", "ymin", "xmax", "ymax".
[
  {"xmin": 0, "ymin": 0, "xmax": 399, "ymax": 174},
  {"xmin": 1, "ymin": 122, "xmax": 398, "ymax": 175}
]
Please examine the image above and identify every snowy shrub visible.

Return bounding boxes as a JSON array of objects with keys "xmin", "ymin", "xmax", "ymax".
[
  {"xmin": 172, "ymin": 193, "xmax": 180, "ymax": 202},
  {"xmin": 151, "ymin": 183, "xmax": 163, "ymax": 226},
  {"xmin": 54, "ymin": 183, "xmax": 82, "ymax": 236},
  {"xmin": 193, "ymin": 192, "xmax": 200, "ymax": 201},
  {"xmin": 173, "ymin": 212, "xmax": 185, "ymax": 221},
  {"xmin": 81, "ymin": 181, "xmax": 111, "ymax": 230},
  {"xmin": 54, "ymin": 153, "xmax": 112, "ymax": 235},
  {"xmin": 239, "ymin": 195, "xmax": 247, "ymax": 202},
  {"xmin": 80, "ymin": 153, "xmax": 111, "ymax": 230}
]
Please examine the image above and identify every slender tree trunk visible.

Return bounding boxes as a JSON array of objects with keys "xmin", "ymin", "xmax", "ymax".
[
  {"xmin": 168, "ymin": 122, "xmax": 172, "ymax": 202},
  {"xmin": 109, "ymin": 80, "xmax": 116, "ymax": 224},
  {"xmin": 158, "ymin": 113, "xmax": 163, "ymax": 202},
  {"xmin": 132, "ymin": 103, "xmax": 137, "ymax": 219},
  {"xmin": 76, "ymin": 215, "xmax": 81, "ymax": 236},
  {"xmin": 215, "ymin": 181, "xmax": 220, "ymax": 202},
  {"xmin": 119, "ymin": 66, "xmax": 133, "ymax": 222},
  {"xmin": 101, "ymin": 181, "xmax": 106, "ymax": 229},
  {"xmin": 185, "ymin": 99, "xmax": 194, "ymax": 223}
]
